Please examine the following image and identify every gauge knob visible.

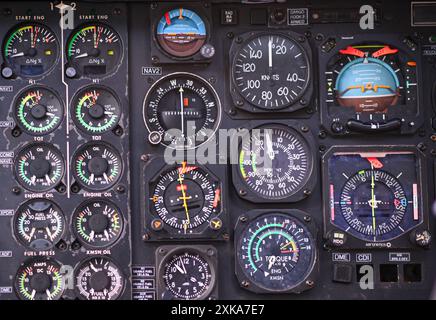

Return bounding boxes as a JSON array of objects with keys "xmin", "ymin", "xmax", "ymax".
[{"xmin": 14, "ymin": 143, "xmax": 65, "ymax": 193}]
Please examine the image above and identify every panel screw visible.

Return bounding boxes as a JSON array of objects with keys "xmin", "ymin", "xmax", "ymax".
[
  {"xmin": 239, "ymin": 216, "xmax": 248, "ymax": 223},
  {"xmin": 141, "ymin": 154, "xmax": 150, "ymax": 162},
  {"xmin": 305, "ymin": 280, "xmax": 314, "ymax": 287},
  {"xmin": 303, "ymin": 189, "xmax": 311, "ymax": 196},
  {"xmin": 227, "ymin": 32, "xmax": 234, "ymax": 39},
  {"xmin": 12, "ymin": 187, "xmax": 21, "ymax": 195},
  {"xmin": 239, "ymin": 189, "xmax": 247, "ymax": 196},
  {"xmin": 116, "ymin": 185, "xmax": 125, "ymax": 194},
  {"xmin": 301, "ymin": 126, "xmax": 309, "ymax": 133},
  {"xmin": 241, "ymin": 280, "xmax": 250, "ymax": 287},
  {"xmin": 142, "ymin": 234, "xmax": 150, "ymax": 241},
  {"xmin": 304, "ymin": 215, "xmax": 312, "ymax": 223},
  {"xmin": 151, "ymin": 56, "xmax": 159, "ymax": 63},
  {"xmin": 319, "ymin": 131, "xmax": 327, "ymax": 139}
]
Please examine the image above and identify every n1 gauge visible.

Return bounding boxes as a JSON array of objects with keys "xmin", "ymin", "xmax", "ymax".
[
  {"xmin": 75, "ymin": 257, "xmax": 125, "ymax": 300},
  {"xmin": 15, "ymin": 259, "xmax": 64, "ymax": 300},
  {"xmin": 235, "ymin": 211, "xmax": 317, "ymax": 294},
  {"xmin": 72, "ymin": 86, "xmax": 121, "ymax": 135},
  {"xmin": 14, "ymin": 200, "xmax": 65, "ymax": 251},
  {"xmin": 14, "ymin": 86, "xmax": 63, "ymax": 135},
  {"xmin": 14, "ymin": 143, "xmax": 65, "ymax": 193}
]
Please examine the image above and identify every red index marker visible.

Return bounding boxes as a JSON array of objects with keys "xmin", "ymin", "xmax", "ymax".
[
  {"xmin": 165, "ymin": 12, "xmax": 172, "ymax": 25},
  {"xmin": 339, "ymin": 46, "xmax": 365, "ymax": 58},
  {"xmin": 372, "ymin": 46, "xmax": 398, "ymax": 58},
  {"xmin": 366, "ymin": 157, "xmax": 383, "ymax": 169}
]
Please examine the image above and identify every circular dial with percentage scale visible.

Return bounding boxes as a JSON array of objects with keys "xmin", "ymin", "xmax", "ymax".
[
  {"xmin": 75, "ymin": 257, "xmax": 125, "ymax": 300},
  {"xmin": 15, "ymin": 259, "xmax": 64, "ymax": 300},
  {"xmin": 73, "ymin": 199, "xmax": 123, "ymax": 248},
  {"xmin": 161, "ymin": 249, "xmax": 215, "ymax": 300},
  {"xmin": 143, "ymin": 72, "xmax": 221, "ymax": 149},
  {"xmin": 150, "ymin": 162, "xmax": 221, "ymax": 235},
  {"xmin": 14, "ymin": 143, "xmax": 65, "ymax": 193},
  {"xmin": 14, "ymin": 86, "xmax": 63, "ymax": 135},
  {"xmin": 67, "ymin": 23, "xmax": 122, "ymax": 77},
  {"xmin": 238, "ymin": 125, "xmax": 312, "ymax": 200},
  {"xmin": 232, "ymin": 34, "xmax": 310, "ymax": 110},
  {"xmin": 72, "ymin": 142, "xmax": 122, "ymax": 191},
  {"xmin": 237, "ymin": 213, "xmax": 316, "ymax": 292},
  {"xmin": 72, "ymin": 86, "xmax": 121, "ymax": 134},
  {"xmin": 3, "ymin": 23, "xmax": 58, "ymax": 77},
  {"xmin": 14, "ymin": 199, "xmax": 65, "ymax": 251}
]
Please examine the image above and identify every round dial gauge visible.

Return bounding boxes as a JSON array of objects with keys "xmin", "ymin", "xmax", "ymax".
[
  {"xmin": 151, "ymin": 162, "xmax": 221, "ymax": 234},
  {"xmin": 161, "ymin": 249, "xmax": 215, "ymax": 300},
  {"xmin": 67, "ymin": 23, "xmax": 122, "ymax": 77},
  {"xmin": 340, "ymin": 170, "xmax": 408, "ymax": 241},
  {"xmin": 237, "ymin": 213, "xmax": 316, "ymax": 292},
  {"xmin": 232, "ymin": 34, "xmax": 310, "ymax": 110},
  {"xmin": 14, "ymin": 200, "xmax": 65, "ymax": 251},
  {"xmin": 72, "ymin": 86, "xmax": 121, "ymax": 134},
  {"xmin": 238, "ymin": 125, "xmax": 312, "ymax": 200},
  {"xmin": 327, "ymin": 152, "xmax": 423, "ymax": 243},
  {"xmin": 15, "ymin": 143, "xmax": 65, "ymax": 193},
  {"xmin": 156, "ymin": 8, "xmax": 207, "ymax": 58},
  {"xmin": 3, "ymin": 23, "xmax": 58, "ymax": 77},
  {"xmin": 73, "ymin": 199, "xmax": 123, "ymax": 248},
  {"xmin": 15, "ymin": 259, "xmax": 64, "ymax": 300},
  {"xmin": 75, "ymin": 257, "xmax": 125, "ymax": 300},
  {"xmin": 72, "ymin": 142, "xmax": 122, "ymax": 191},
  {"xmin": 143, "ymin": 72, "xmax": 221, "ymax": 149},
  {"xmin": 14, "ymin": 86, "xmax": 63, "ymax": 135}
]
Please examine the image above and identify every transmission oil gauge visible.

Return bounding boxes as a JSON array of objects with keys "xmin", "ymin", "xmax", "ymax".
[
  {"xmin": 72, "ymin": 86, "xmax": 121, "ymax": 134},
  {"xmin": 156, "ymin": 8, "xmax": 207, "ymax": 58},
  {"xmin": 236, "ymin": 212, "xmax": 317, "ymax": 293},
  {"xmin": 15, "ymin": 143, "xmax": 65, "ymax": 193},
  {"xmin": 3, "ymin": 23, "xmax": 58, "ymax": 77},
  {"xmin": 235, "ymin": 124, "xmax": 314, "ymax": 202},
  {"xmin": 14, "ymin": 86, "xmax": 63, "ymax": 135},
  {"xmin": 15, "ymin": 259, "xmax": 64, "ymax": 300},
  {"xmin": 72, "ymin": 142, "xmax": 122, "ymax": 192},
  {"xmin": 143, "ymin": 72, "xmax": 221, "ymax": 149},
  {"xmin": 75, "ymin": 257, "xmax": 125, "ymax": 300},
  {"xmin": 73, "ymin": 199, "xmax": 123, "ymax": 248},
  {"xmin": 149, "ymin": 162, "xmax": 222, "ymax": 236},
  {"xmin": 67, "ymin": 23, "xmax": 122, "ymax": 77},
  {"xmin": 14, "ymin": 200, "xmax": 65, "ymax": 251}
]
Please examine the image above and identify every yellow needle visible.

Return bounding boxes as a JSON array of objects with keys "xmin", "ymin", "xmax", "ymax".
[
  {"xmin": 177, "ymin": 162, "xmax": 190, "ymax": 231},
  {"xmin": 370, "ymin": 165, "xmax": 377, "ymax": 232}
]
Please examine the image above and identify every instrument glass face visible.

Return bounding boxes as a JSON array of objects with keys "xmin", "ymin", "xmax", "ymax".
[
  {"xmin": 156, "ymin": 8, "xmax": 207, "ymax": 58},
  {"xmin": 150, "ymin": 162, "xmax": 222, "ymax": 235},
  {"xmin": 3, "ymin": 23, "xmax": 59, "ymax": 77},
  {"xmin": 236, "ymin": 213, "xmax": 316, "ymax": 292},
  {"xmin": 237, "ymin": 125, "xmax": 312, "ymax": 200},
  {"xmin": 67, "ymin": 23, "xmax": 122, "ymax": 77},
  {"xmin": 326, "ymin": 44, "xmax": 418, "ymax": 116},
  {"xmin": 327, "ymin": 151, "xmax": 423, "ymax": 242},
  {"xmin": 232, "ymin": 34, "xmax": 310, "ymax": 110},
  {"xmin": 161, "ymin": 249, "xmax": 214, "ymax": 300}
]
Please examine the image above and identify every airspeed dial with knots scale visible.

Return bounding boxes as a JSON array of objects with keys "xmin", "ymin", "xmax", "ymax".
[
  {"xmin": 232, "ymin": 34, "xmax": 310, "ymax": 110},
  {"xmin": 143, "ymin": 72, "xmax": 221, "ymax": 149}
]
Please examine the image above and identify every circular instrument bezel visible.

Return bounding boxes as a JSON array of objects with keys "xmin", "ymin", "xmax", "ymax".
[
  {"xmin": 13, "ymin": 85, "xmax": 64, "ymax": 136},
  {"xmin": 229, "ymin": 31, "xmax": 313, "ymax": 114},
  {"xmin": 156, "ymin": 245, "xmax": 217, "ymax": 300},
  {"xmin": 232, "ymin": 122, "xmax": 316, "ymax": 203},
  {"xmin": 2, "ymin": 22, "xmax": 59, "ymax": 78},
  {"xmin": 13, "ymin": 199, "xmax": 66, "ymax": 251},
  {"xmin": 234, "ymin": 210, "xmax": 317, "ymax": 294},
  {"xmin": 143, "ymin": 72, "xmax": 222, "ymax": 150}
]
